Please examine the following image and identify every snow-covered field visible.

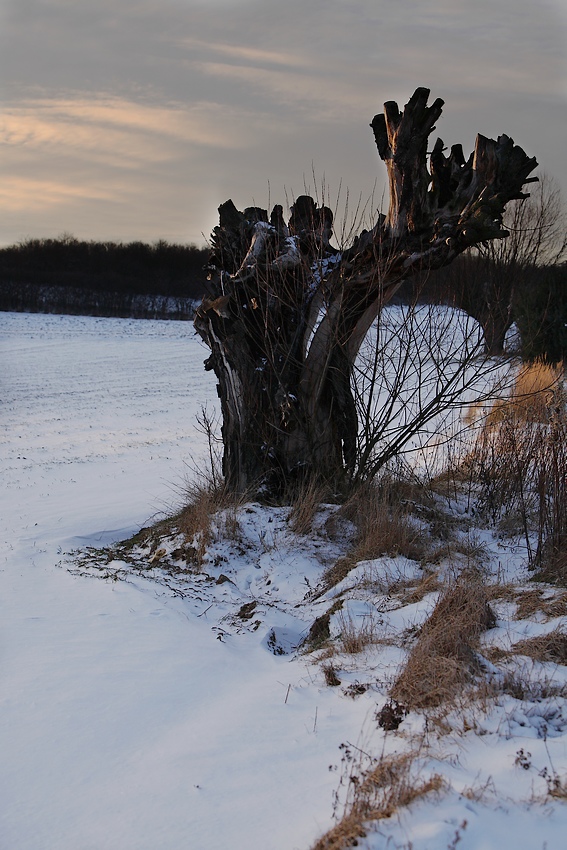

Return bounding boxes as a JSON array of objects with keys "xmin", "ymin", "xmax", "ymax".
[
  {"xmin": 2, "ymin": 312, "xmax": 566, "ymax": 850},
  {"xmin": 0, "ymin": 312, "xmax": 364, "ymax": 850}
]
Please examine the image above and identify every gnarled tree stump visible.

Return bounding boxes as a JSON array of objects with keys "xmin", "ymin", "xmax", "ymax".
[{"xmin": 194, "ymin": 87, "xmax": 537, "ymax": 495}]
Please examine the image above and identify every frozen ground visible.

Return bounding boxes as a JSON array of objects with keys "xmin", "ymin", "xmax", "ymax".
[{"xmin": 1, "ymin": 312, "xmax": 566, "ymax": 850}]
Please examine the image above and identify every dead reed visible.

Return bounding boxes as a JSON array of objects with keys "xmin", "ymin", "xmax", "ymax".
[{"xmin": 463, "ymin": 361, "xmax": 567, "ymax": 581}]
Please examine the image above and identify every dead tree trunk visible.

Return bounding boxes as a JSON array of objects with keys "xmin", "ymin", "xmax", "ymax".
[{"xmin": 194, "ymin": 87, "xmax": 537, "ymax": 495}]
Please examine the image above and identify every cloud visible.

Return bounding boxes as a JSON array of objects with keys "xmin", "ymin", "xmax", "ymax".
[
  {"xmin": 0, "ymin": 89, "xmax": 300, "ymax": 243},
  {"xmin": 193, "ymin": 61, "xmax": 377, "ymax": 120},
  {"xmin": 0, "ymin": 91, "xmax": 301, "ymax": 239},
  {"xmin": 179, "ymin": 38, "xmax": 318, "ymax": 70},
  {"xmin": 0, "ymin": 95, "xmax": 276, "ymax": 167},
  {"xmin": 0, "ymin": 176, "xmax": 117, "ymax": 212}
]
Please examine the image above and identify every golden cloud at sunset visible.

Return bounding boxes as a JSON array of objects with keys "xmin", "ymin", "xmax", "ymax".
[
  {"xmin": 0, "ymin": 175, "xmax": 118, "ymax": 212},
  {"xmin": 0, "ymin": 95, "xmax": 271, "ymax": 166}
]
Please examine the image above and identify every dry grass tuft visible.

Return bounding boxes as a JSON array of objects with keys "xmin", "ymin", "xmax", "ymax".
[
  {"xmin": 483, "ymin": 582, "xmax": 517, "ymax": 603},
  {"xmin": 129, "ymin": 475, "xmax": 245, "ymax": 570},
  {"xmin": 176, "ymin": 488, "xmax": 219, "ymax": 565},
  {"xmin": 480, "ymin": 665, "xmax": 567, "ymax": 703},
  {"xmin": 322, "ymin": 662, "xmax": 342, "ymax": 687},
  {"xmin": 320, "ymin": 557, "xmax": 357, "ymax": 593},
  {"xmin": 462, "ymin": 361, "xmax": 567, "ymax": 583},
  {"xmin": 486, "ymin": 361, "xmax": 564, "ymax": 426},
  {"xmin": 288, "ymin": 477, "xmax": 329, "ymax": 535},
  {"xmin": 172, "ymin": 477, "xmax": 241, "ymax": 566},
  {"xmin": 320, "ymin": 480, "xmax": 430, "ymax": 592},
  {"xmin": 514, "ymin": 588, "xmax": 567, "ymax": 621},
  {"xmin": 514, "ymin": 588, "xmax": 546, "ymax": 620},
  {"xmin": 343, "ymin": 480, "xmax": 429, "ymax": 562},
  {"xmin": 311, "ymin": 750, "xmax": 444, "ymax": 850},
  {"xmin": 311, "ymin": 808, "xmax": 369, "ymax": 850},
  {"xmin": 399, "ymin": 571, "xmax": 441, "ymax": 605},
  {"xmin": 337, "ymin": 610, "xmax": 379, "ymax": 654},
  {"xmin": 546, "ymin": 775, "xmax": 567, "ymax": 799},
  {"xmin": 512, "ymin": 629, "xmax": 567, "ymax": 664},
  {"xmin": 391, "ymin": 574, "xmax": 495, "ymax": 709},
  {"xmin": 539, "ymin": 593, "xmax": 567, "ymax": 619}
]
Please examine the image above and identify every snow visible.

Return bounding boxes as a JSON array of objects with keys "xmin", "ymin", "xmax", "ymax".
[{"xmin": 2, "ymin": 311, "xmax": 567, "ymax": 850}]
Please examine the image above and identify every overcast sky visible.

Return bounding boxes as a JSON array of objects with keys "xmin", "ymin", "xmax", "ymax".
[{"xmin": 1, "ymin": 0, "xmax": 566, "ymax": 247}]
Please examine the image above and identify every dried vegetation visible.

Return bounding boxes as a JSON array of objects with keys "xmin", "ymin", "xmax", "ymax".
[
  {"xmin": 123, "ymin": 475, "xmax": 243, "ymax": 570},
  {"xmin": 511, "ymin": 630, "xmax": 567, "ymax": 665},
  {"xmin": 321, "ymin": 478, "xmax": 431, "ymax": 592},
  {"xmin": 88, "ymin": 360, "xmax": 567, "ymax": 850},
  {"xmin": 391, "ymin": 573, "xmax": 495, "ymax": 709},
  {"xmin": 311, "ymin": 749, "xmax": 444, "ymax": 850},
  {"xmin": 514, "ymin": 587, "xmax": 567, "ymax": 621},
  {"xmin": 463, "ymin": 361, "xmax": 567, "ymax": 582}
]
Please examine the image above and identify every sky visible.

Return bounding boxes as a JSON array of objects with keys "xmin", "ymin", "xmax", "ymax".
[{"xmin": 1, "ymin": 0, "xmax": 566, "ymax": 247}]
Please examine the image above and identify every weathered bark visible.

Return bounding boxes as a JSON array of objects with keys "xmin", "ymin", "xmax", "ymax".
[{"xmin": 194, "ymin": 87, "xmax": 537, "ymax": 495}]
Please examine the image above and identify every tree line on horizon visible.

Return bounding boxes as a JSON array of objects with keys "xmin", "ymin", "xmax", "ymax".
[{"xmin": 0, "ymin": 236, "xmax": 210, "ymax": 319}]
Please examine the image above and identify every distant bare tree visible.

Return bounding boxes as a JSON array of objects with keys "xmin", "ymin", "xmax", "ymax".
[{"xmin": 420, "ymin": 175, "xmax": 566, "ymax": 355}]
